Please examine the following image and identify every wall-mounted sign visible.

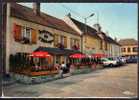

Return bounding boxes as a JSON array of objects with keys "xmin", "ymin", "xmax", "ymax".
[{"xmin": 39, "ymin": 30, "xmax": 54, "ymax": 43}]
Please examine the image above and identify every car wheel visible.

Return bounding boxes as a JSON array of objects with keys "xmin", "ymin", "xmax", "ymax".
[{"xmin": 109, "ymin": 64, "xmax": 113, "ymax": 67}]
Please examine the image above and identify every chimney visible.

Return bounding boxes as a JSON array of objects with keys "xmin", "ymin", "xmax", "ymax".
[
  {"xmin": 67, "ymin": 13, "xmax": 71, "ymax": 18},
  {"xmin": 33, "ymin": 3, "xmax": 40, "ymax": 15},
  {"xmin": 93, "ymin": 23, "xmax": 101, "ymax": 33},
  {"xmin": 114, "ymin": 37, "xmax": 117, "ymax": 41}
]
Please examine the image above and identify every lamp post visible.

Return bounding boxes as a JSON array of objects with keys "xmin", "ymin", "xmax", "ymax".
[{"xmin": 81, "ymin": 13, "xmax": 95, "ymax": 53}]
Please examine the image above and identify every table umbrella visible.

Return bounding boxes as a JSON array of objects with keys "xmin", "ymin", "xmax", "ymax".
[
  {"xmin": 69, "ymin": 53, "xmax": 86, "ymax": 58},
  {"xmin": 29, "ymin": 51, "xmax": 51, "ymax": 58}
]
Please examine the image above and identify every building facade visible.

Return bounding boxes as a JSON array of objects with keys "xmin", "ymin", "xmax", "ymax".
[
  {"xmin": 64, "ymin": 16, "xmax": 103, "ymax": 55},
  {"xmin": 4, "ymin": 3, "xmax": 81, "ymax": 74},
  {"xmin": 118, "ymin": 38, "xmax": 138, "ymax": 57}
]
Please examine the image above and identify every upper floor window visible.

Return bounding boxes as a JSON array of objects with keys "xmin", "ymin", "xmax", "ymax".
[
  {"xmin": 13, "ymin": 23, "xmax": 37, "ymax": 44},
  {"xmin": 105, "ymin": 42, "xmax": 108, "ymax": 50},
  {"xmin": 54, "ymin": 34, "xmax": 59, "ymax": 47},
  {"xmin": 70, "ymin": 38, "xmax": 80, "ymax": 50},
  {"xmin": 54, "ymin": 34, "xmax": 67, "ymax": 48},
  {"xmin": 133, "ymin": 47, "xmax": 138, "ymax": 52},
  {"xmin": 100, "ymin": 40, "xmax": 103, "ymax": 50},
  {"xmin": 127, "ymin": 47, "xmax": 131, "ymax": 52},
  {"xmin": 121, "ymin": 48, "xmax": 126, "ymax": 52}
]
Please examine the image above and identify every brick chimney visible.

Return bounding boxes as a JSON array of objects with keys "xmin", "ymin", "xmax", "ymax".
[
  {"xmin": 114, "ymin": 37, "xmax": 117, "ymax": 41},
  {"xmin": 33, "ymin": 3, "xmax": 40, "ymax": 15}
]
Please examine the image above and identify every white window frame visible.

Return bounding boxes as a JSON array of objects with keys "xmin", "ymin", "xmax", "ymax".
[{"xmin": 21, "ymin": 26, "xmax": 32, "ymax": 43}]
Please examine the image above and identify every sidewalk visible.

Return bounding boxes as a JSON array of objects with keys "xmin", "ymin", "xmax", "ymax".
[{"xmin": 2, "ymin": 74, "xmax": 16, "ymax": 86}]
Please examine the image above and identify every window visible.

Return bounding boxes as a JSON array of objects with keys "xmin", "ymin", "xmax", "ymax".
[
  {"xmin": 54, "ymin": 34, "xmax": 59, "ymax": 46},
  {"xmin": 127, "ymin": 47, "xmax": 131, "ymax": 52},
  {"xmin": 70, "ymin": 38, "xmax": 73, "ymax": 48},
  {"xmin": 121, "ymin": 48, "xmax": 126, "ymax": 52},
  {"xmin": 60, "ymin": 35, "xmax": 65, "ymax": 45},
  {"xmin": 100, "ymin": 40, "xmax": 103, "ymax": 49},
  {"xmin": 64, "ymin": 36, "xmax": 67, "ymax": 48},
  {"xmin": 60, "ymin": 35, "xmax": 67, "ymax": 48},
  {"xmin": 70, "ymin": 38, "xmax": 80, "ymax": 50},
  {"xmin": 105, "ymin": 42, "xmax": 108, "ymax": 50},
  {"xmin": 13, "ymin": 23, "xmax": 37, "ymax": 44},
  {"xmin": 133, "ymin": 47, "xmax": 138, "ymax": 52},
  {"xmin": 21, "ymin": 27, "xmax": 32, "ymax": 43}
]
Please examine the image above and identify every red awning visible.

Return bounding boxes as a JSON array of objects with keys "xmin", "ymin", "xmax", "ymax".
[
  {"xmin": 69, "ymin": 53, "xmax": 86, "ymax": 58},
  {"xmin": 29, "ymin": 51, "xmax": 51, "ymax": 58},
  {"xmin": 91, "ymin": 54, "xmax": 107, "ymax": 58}
]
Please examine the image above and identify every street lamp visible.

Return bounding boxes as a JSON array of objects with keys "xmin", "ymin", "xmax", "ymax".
[{"xmin": 84, "ymin": 13, "xmax": 95, "ymax": 33}]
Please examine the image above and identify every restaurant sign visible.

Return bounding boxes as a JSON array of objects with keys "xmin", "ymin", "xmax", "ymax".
[{"xmin": 39, "ymin": 30, "xmax": 54, "ymax": 43}]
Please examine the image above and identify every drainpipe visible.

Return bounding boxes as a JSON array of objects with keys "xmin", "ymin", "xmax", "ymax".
[{"xmin": 5, "ymin": 3, "xmax": 10, "ymax": 74}]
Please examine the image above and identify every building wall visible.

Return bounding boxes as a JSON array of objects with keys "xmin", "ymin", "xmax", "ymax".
[
  {"xmin": 9, "ymin": 17, "xmax": 81, "ymax": 54},
  {"xmin": 110, "ymin": 43, "xmax": 121, "ymax": 57},
  {"xmin": 121, "ymin": 45, "xmax": 137, "ymax": 56},
  {"xmin": 5, "ymin": 15, "xmax": 81, "ymax": 73},
  {"xmin": 83, "ymin": 34, "xmax": 102, "ymax": 54}
]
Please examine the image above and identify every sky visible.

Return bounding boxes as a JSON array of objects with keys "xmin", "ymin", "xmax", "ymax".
[{"xmin": 19, "ymin": 3, "xmax": 138, "ymax": 41}]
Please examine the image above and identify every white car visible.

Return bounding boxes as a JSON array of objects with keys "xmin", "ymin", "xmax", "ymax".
[
  {"xmin": 101, "ymin": 58, "xmax": 117, "ymax": 67},
  {"xmin": 119, "ymin": 57, "xmax": 126, "ymax": 64}
]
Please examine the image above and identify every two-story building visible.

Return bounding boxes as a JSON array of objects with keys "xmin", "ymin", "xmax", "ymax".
[
  {"xmin": 3, "ymin": 3, "xmax": 81, "ymax": 74},
  {"xmin": 64, "ymin": 15, "xmax": 103, "ymax": 55},
  {"xmin": 118, "ymin": 38, "xmax": 138, "ymax": 57}
]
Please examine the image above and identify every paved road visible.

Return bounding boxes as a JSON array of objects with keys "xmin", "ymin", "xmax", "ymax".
[{"xmin": 2, "ymin": 64, "xmax": 137, "ymax": 98}]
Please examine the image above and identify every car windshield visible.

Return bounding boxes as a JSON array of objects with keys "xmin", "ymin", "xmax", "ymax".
[{"xmin": 101, "ymin": 58, "xmax": 111, "ymax": 61}]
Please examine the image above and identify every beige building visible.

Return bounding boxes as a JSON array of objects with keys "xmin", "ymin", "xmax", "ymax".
[
  {"xmin": 3, "ymin": 3, "xmax": 81, "ymax": 74},
  {"xmin": 118, "ymin": 38, "xmax": 138, "ymax": 57},
  {"xmin": 64, "ymin": 15, "xmax": 121, "ymax": 57},
  {"xmin": 64, "ymin": 16, "xmax": 103, "ymax": 55}
]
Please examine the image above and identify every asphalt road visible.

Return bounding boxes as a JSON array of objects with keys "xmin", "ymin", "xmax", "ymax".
[{"xmin": 2, "ymin": 63, "xmax": 138, "ymax": 98}]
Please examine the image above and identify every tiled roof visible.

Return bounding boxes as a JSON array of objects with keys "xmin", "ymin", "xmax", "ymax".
[
  {"xmin": 69, "ymin": 17, "xmax": 101, "ymax": 39},
  {"xmin": 107, "ymin": 36, "xmax": 121, "ymax": 46},
  {"xmin": 118, "ymin": 38, "xmax": 138, "ymax": 46},
  {"xmin": 101, "ymin": 32, "xmax": 121, "ymax": 46},
  {"xmin": 10, "ymin": 3, "xmax": 80, "ymax": 36}
]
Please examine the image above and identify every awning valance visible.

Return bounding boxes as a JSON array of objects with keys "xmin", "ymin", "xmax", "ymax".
[{"xmin": 34, "ymin": 47, "xmax": 81, "ymax": 56}]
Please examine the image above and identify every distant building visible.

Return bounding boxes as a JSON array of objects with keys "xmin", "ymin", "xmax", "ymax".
[{"xmin": 118, "ymin": 38, "xmax": 138, "ymax": 57}]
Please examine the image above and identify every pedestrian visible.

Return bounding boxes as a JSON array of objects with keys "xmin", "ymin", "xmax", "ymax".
[
  {"xmin": 66, "ymin": 60, "xmax": 71, "ymax": 73},
  {"xmin": 59, "ymin": 61, "xmax": 66, "ymax": 78},
  {"xmin": 55, "ymin": 61, "xmax": 60, "ymax": 70}
]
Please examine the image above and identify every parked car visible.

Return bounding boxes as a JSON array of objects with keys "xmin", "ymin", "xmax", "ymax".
[
  {"xmin": 107, "ymin": 57, "xmax": 122, "ymax": 66},
  {"xmin": 119, "ymin": 57, "xmax": 126, "ymax": 65},
  {"xmin": 101, "ymin": 58, "xmax": 117, "ymax": 67},
  {"xmin": 126, "ymin": 56, "xmax": 138, "ymax": 63}
]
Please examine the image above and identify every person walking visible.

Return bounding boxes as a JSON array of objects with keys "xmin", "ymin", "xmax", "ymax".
[
  {"xmin": 59, "ymin": 61, "xmax": 66, "ymax": 78},
  {"xmin": 66, "ymin": 60, "xmax": 71, "ymax": 73}
]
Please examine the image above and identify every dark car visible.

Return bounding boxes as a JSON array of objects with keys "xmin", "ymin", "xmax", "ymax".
[{"xmin": 126, "ymin": 56, "xmax": 138, "ymax": 63}]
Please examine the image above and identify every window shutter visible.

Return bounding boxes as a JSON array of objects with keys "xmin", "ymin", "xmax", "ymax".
[
  {"xmin": 31, "ymin": 29, "xmax": 37, "ymax": 44},
  {"xmin": 64, "ymin": 36, "xmax": 67, "ymax": 48},
  {"xmin": 13, "ymin": 23, "xmax": 22, "ymax": 41}
]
